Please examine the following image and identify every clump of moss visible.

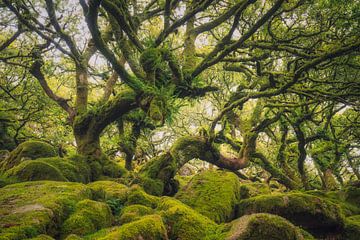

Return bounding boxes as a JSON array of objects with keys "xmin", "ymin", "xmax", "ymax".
[
  {"xmin": 125, "ymin": 185, "xmax": 160, "ymax": 208},
  {"xmin": 28, "ymin": 234, "xmax": 55, "ymax": 240},
  {"xmin": 306, "ymin": 189, "xmax": 360, "ymax": 216},
  {"xmin": 133, "ymin": 175, "xmax": 164, "ymax": 196},
  {"xmin": 86, "ymin": 215, "xmax": 168, "ymax": 240},
  {"xmin": 344, "ymin": 215, "xmax": 360, "ymax": 240},
  {"xmin": 345, "ymin": 186, "xmax": 360, "ymax": 208},
  {"xmin": 102, "ymin": 160, "xmax": 128, "ymax": 178},
  {"xmin": 4, "ymin": 156, "xmax": 91, "ymax": 183},
  {"xmin": 176, "ymin": 170, "xmax": 240, "ymax": 223},
  {"xmin": 64, "ymin": 234, "xmax": 83, "ymax": 240},
  {"xmin": 87, "ymin": 180, "xmax": 128, "ymax": 201},
  {"xmin": 239, "ymin": 182, "xmax": 271, "ymax": 199},
  {"xmin": 1, "ymin": 141, "xmax": 57, "ymax": 171},
  {"xmin": 0, "ymin": 181, "xmax": 92, "ymax": 239},
  {"xmin": 225, "ymin": 213, "xmax": 314, "ymax": 240},
  {"xmin": 158, "ymin": 197, "xmax": 224, "ymax": 240},
  {"xmin": 119, "ymin": 204, "xmax": 154, "ymax": 225},
  {"xmin": 61, "ymin": 199, "xmax": 113, "ymax": 237},
  {"xmin": 236, "ymin": 192, "xmax": 345, "ymax": 236}
]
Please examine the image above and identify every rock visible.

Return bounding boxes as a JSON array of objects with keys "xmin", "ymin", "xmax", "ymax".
[
  {"xmin": 125, "ymin": 185, "xmax": 160, "ymax": 208},
  {"xmin": 119, "ymin": 204, "xmax": 154, "ymax": 224},
  {"xmin": 239, "ymin": 182, "xmax": 271, "ymax": 199},
  {"xmin": 85, "ymin": 215, "xmax": 168, "ymax": 240},
  {"xmin": 236, "ymin": 192, "xmax": 345, "ymax": 237},
  {"xmin": 28, "ymin": 234, "xmax": 55, "ymax": 240},
  {"xmin": 61, "ymin": 199, "xmax": 113, "ymax": 237},
  {"xmin": 157, "ymin": 197, "xmax": 225, "ymax": 240},
  {"xmin": 0, "ymin": 141, "xmax": 57, "ymax": 172},
  {"xmin": 0, "ymin": 181, "xmax": 91, "ymax": 240},
  {"xmin": 176, "ymin": 170, "xmax": 240, "ymax": 223},
  {"xmin": 225, "ymin": 213, "xmax": 314, "ymax": 240},
  {"xmin": 4, "ymin": 156, "xmax": 91, "ymax": 183},
  {"xmin": 87, "ymin": 180, "xmax": 129, "ymax": 201}
]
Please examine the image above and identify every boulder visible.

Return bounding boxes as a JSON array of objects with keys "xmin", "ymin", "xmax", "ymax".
[
  {"xmin": 176, "ymin": 170, "xmax": 240, "ymax": 223},
  {"xmin": 0, "ymin": 141, "xmax": 57, "ymax": 171},
  {"xmin": 0, "ymin": 181, "xmax": 91, "ymax": 240},
  {"xmin": 225, "ymin": 213, "xmax": 314, "ymax": 240},
  {"xmin": 236, "ymin": 192, "xmax": 345, "ymax": 237},
  {"xmin": 61, "ymin": 199, "xmax": 113, "ymax": 237}
]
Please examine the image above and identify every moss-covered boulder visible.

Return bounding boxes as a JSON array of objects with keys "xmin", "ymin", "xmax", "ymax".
[
  {"xmin": 64, "ymin": 234, "xmax": 83, "ymax": 240},
  {"xmin": 125, "ymin": 185, "xmax": 160, "ymax": 208},
  {"xmin": 236, "ymin": 192, "xmax": 345, "ymax": 237},
  {"xmin": 239, "ymin": 182, "xmax": 271, "ymax": 199},
  {"xmin": 87, "ymin": 180, "xmax": 129, "ymax": 201},
  {"xmin": 61, "ymin": 199, "xmax": 113, "ymax": 237},
  {"xmin": 344, "ymin": 215, "xmax": 360, "ymax": 240},
  {"xmin": 225, "ymin": 213, "xmax": 314, "ymax": 240},
  {"xmin": 4, "ymin": 156, "xmax": 91, "ymax": 183},
  {"xmin": 158, "ymin": 197, "xmax": 226, "ymax": 240},
  {"xmin": 0, "ymin": 181, "xmax": 91, "ymax": 240},
  {"xmin": 28, "ymin": 234, "xmax": 55, "ymax": 240},
  {"xmin": 0, "ymin": 141, "xmax": 57, "ymax": 172},
  {"xmin": 85, "ymin": 214, "xmax": 168, "ymax": 240},
  {"xmin": 119, "ymin": 204, "xmax": 154, "ymax": 225},
  {"xmin": 102, "ymin": 160, "xmax": 128, "ymax": 178},
  {"xmin": 176, "ymin": 170, "xmax": 240, "ymax": 223}
]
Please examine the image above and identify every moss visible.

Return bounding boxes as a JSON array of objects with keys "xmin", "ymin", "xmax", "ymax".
[
  {"xmin": 0, "ymin": 181, "xmax": 91, "ymax": 240},
  {"xmin": 236, "ymin": 192, "xmax": 345, "ymax": 237},
  {"xmin": 157, "ymin": 197, "xmax": 224, "ymax": 240},
  {"xmin": 345, "ymin": 186, "xmax": 360, "ymax": 208},
  {"xmin": 344, "ymin": 215, "xmax": 360, "ymax": 240},
  {"xmin": 27, "ymin": 234, "xmax": 55, "ymax": 240},
  {"xmin": 61, "ymin": 199, "xmax": 113, "ymax": 237},
  {"xmin": 239, "ymin": 182, "xmax": 271, "ymax": 199},
  {"xmin": 85, "ymin": 215, "xmax": 168, "ymax": 240},
  {"xmin": 0, "ymin": 172, "xmax": 18, "ymax": 187},
  {"xmin": 225, "ymin": 213, "xmax": 314, "ymax": 240},
  {"xmin": 1, "ymin": 141, "xmax": 57, "ymax": 172},
  {"xmin": 4, "ymin": 157, "xmax": 91, "ymax": 183},
  {"xmin": 102, "ymin": 160, "xmax": 128, "ymax": 178},
  {"xmin": 135, "ymin": 175, "xmax": 164, "ymax": 196},
  {"xmin": 87, "ymin": 180, "xmax": 128, "ymax": 202},
  {"xmin": 306, "ymin": 189, "xmax": 360, "ymax": 216},
  {"xmin": 64, "ymin": 234, "xmax": 83, "ymax": 240},
  {"xmin": 119, "ymin": 204, "xmax": 154, "ymax": 224},
  {"xmin": 125, "ymin": 185, "xmax": 160, "ymax": 208},
  {"xmin": 174, "ymin": 174, "xmax": 192, "ymax": 189},
  {"xmin": 176, "ymin": 170, "xmax": 240, "ymax": 223}
]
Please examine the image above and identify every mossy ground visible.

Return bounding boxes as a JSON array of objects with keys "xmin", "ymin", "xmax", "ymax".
[{"xmin": 0, "ymin": 170, "xmax": 357, "ymax": 240}]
